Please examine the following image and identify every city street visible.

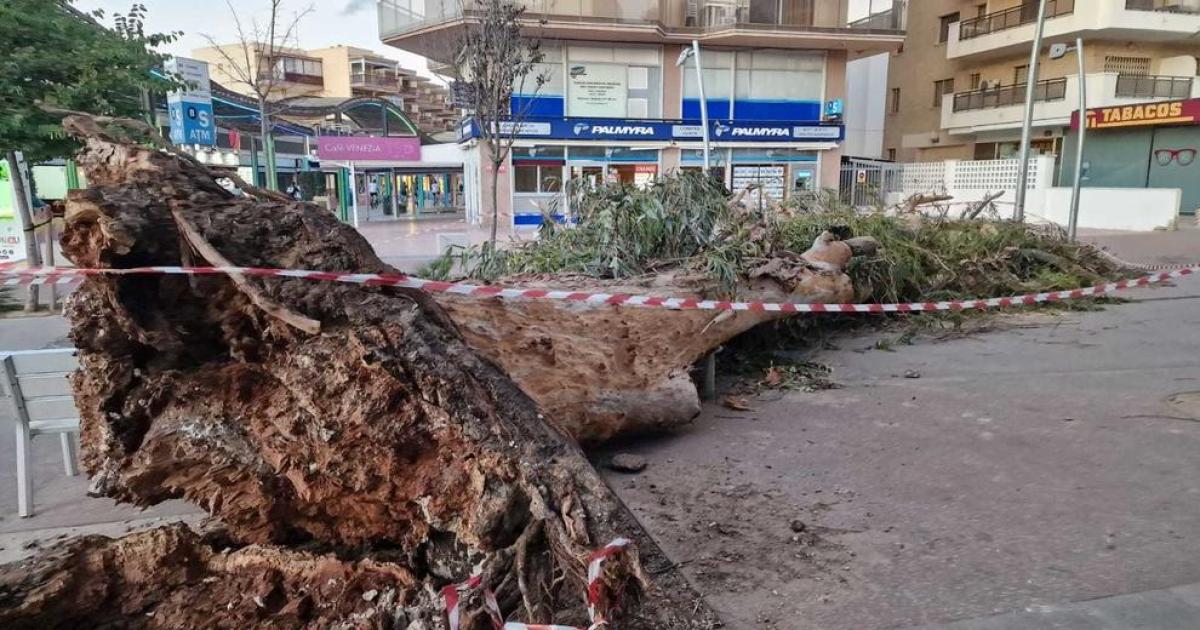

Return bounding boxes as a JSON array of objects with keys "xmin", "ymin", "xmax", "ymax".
[
  {"xmin": 2, "ymin": 227, "xmax": 1198, "ymax": 628},
  {"xmin": 597, "ymin": 228, "xmax": 1200, "ymax": 629}
]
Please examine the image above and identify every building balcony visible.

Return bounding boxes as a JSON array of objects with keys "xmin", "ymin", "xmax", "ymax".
[
  {"xmin": 947, "ymin": 0, "xmax": 1200, "ymax": 60},
  {"xmin": 941, "ymin": 72, "xmax": 1200, "ymax": 136},
  {"xmin": 378, "ymin": 0, "xmax": 905, "ymax": 60},
  {"xmin": 351, "ymin": 71, "xmax": 400, "ymax": 90}
]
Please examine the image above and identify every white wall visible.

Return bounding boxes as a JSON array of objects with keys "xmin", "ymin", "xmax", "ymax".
[
  {"xmin": 420, "ymin": 143, "xmax": 466, "ymax": 164},
  {"xmin": 1028, "ymin": 188, "xmax": 1180, "ymax": 232},
  {"xmin": 845, "ymin": 53, "xmax": 889, "ymax": 159}
]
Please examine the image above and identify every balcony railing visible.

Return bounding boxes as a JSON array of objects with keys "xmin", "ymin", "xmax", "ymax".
[
  {"xmin": 848, "ymin": 1, "xmax": 907, "ymax": 30},
  {"xmin": 379, "ymin": 0, "xmax": 902, "ymax": 38},
  {"xmin": 952, "ymin": 78, "xmax": 1068, "ymax": 112},
  {"xmin": 1126, "ymin": 0, "xmax": 1200, "ymax": 13},
  {"xmin": 351, "ymin": 72, "xmax": 399, "ymax": 89},
  {"xmin": 1115, "ymin": 74, "xmax": 1195, "ymax": 98},
  {"xmin": 958, "ymin": 0, "xmax": 1075, "ymax": 41}
]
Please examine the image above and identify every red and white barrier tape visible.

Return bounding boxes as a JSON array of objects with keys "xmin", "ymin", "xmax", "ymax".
[
  {"xmin": 1, "ymin": 264, "xmax": 1197, "ymax": 313},
  {"xmin": 443, "ymin": 538, "xmax": 630, "ymax": 630}
]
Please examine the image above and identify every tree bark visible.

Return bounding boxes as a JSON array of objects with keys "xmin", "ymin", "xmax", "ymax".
[
  {"xmin": 258, "ymin": 97, "xmax": 279, "ymax": 191},
  {"xmin": 0, "ymin": 113, "xmax": 720, "ymax": 629},
  {"xmin": 490, "ymin": 158, "xmax": 501, "ymax": 245},
  {"xmin": 5, "ymin": 151, "xmax": 41, "ymax": 312}
]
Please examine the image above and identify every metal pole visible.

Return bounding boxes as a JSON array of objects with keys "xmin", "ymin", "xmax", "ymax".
[
  {"xmin": 1013, "ymin": 0, "xmax": 1049, "ymax": 222},
  {"xmin": 1068, "ymin": 37, "xmax": 1086, "ymax": 242},
  {"xmin": 693, "ymin": 40, "xmax": 712, "ymax": 173},
  {"xmin": 349, "ymin": 162, "xmax": 360, "ymax": 229}
]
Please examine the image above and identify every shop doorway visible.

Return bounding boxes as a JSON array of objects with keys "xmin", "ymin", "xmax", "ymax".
[{"xmin": 1148, "ymin": 126, "xmax": 1200, "ymax": 215}]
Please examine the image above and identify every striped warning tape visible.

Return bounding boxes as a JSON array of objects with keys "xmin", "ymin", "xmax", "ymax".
[
  {"xmin": 1091, "ymin": 247, "xmax": 1200, "ymax": 272},
  {"xmin": 443, "ymin": 538, "xmax": 630, "ymax": 630},
  {"xmin": 0, "ymin": 264, "xmax": 1196, "ymax": 313}
]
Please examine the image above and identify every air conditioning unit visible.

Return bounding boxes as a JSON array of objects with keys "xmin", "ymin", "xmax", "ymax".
[{"xmin": 980, "ymin": 80, "xmax": 1000, "ymax": 90}]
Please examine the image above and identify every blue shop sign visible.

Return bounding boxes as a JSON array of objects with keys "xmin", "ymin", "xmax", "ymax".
[
  {"xmin": 458, "ymin": 117, "xmax": 843, "ymax": 143},
  {"xmin": 168, "ymin": 99, "xmax": 216, "ymax": 146}
]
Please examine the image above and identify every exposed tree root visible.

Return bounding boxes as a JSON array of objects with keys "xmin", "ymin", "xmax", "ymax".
[{"xmin": 0, "ymin": 115, "xmax": 720, "ymax": 629}]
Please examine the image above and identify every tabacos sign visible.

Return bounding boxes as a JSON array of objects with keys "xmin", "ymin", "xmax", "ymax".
[{"xmin": 1073, "ymin": 98, "xmax": 1200, "ymax": 130}]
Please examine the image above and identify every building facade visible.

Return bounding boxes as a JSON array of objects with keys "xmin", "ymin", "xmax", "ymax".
[
  {"xmin": 883, "ymin": 0, "xmax": 1200, "ymax": 163},
  {"xmin": 193, "ymin": 44, "xmax": 459, "ymax": 134},
  {"xmin": 377, "ymin": 0, "xmax": 905, "ymax": 226}
]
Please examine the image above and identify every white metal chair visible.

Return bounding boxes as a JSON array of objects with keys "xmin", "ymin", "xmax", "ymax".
[{"xmin": 1, "ymin": 349, "xmax": 81, "ymax": 517}]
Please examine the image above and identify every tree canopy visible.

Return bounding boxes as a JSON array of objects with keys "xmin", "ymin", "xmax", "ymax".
[{"xmin": 0, "ymin": 1, "xmax": 179, "ymax": 161}]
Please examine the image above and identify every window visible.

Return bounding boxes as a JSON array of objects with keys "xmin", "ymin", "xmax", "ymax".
[
  {"xmin": 890, "ymin": 87, "xmax": 901, "ymax": 114},
  {"xmin": 933, "ymin": 78, "xmax": 954, "ymax": 107},
  {"xmin": 513, "ymin": 165, "xmax": 540, "ymax": 193},
  {"xmin": 1014, "ymin": 65, "xmax": 1029, "ymax": 84},
  {"xmin": 969, "ymin": 73, "xmax": 981, "ymax": 89},
  {"xmin": 887, "ymin": 148, "xmax": 897, "ymax": 162},
  {"xmin": 513, "ymin": 164, "xmax": 562, "ymax": 193},
  {"xmin": 568, "ymin": 45, "xmax": 661, "ymax": 118},
  {"xmin": 938, "ymin": 12, "xmax": 960, "ymax": 44},
  {"xmin": 683, "ymin": 50, "xmax": 734, "ymax": 104},
  {"xmin": 734, "ymin": 51, "xmax": 825, "ymax": 104},
  {"xmin": 512, "ymin": 146, "xmax": 564, "ymax": 194},
  {"xmin": 1105, "ymin": 56, "xmax": 1151, "ymax": 75}
]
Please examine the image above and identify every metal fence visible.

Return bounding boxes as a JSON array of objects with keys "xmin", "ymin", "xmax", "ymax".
[
  {"xmin": 958, "ymin": 0, "xmax": 1075, "ymax": 40},
  {"xmin": 839, "ymin": 157, "xmax": 1054, "ymax": 209},
  {"xmin": 1115, "ymin": 74, "xmax": 1194, "ymax": 99},
  {"xmin": 840, "ymin": 160, "xmax": 904, "ymax": 208},
  {"xmin": 953, "ymin": 78, "xmax": 1068, "ymax": 112}
]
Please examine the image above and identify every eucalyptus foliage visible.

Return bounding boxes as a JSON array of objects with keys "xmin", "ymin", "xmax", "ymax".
[
  {"xmin": 427, "ymin": 173, "xmax": 1123, "ymax": 304},
  {"xmin": 0, "ymin": 0, "xmax": 179, "ymax": 161}
]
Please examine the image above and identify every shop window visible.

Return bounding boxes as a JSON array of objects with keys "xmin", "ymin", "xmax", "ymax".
[
  {"xmin": 734, "ymin": 50, "xmax": 824, "ymax": 104},
  {"xmin": 682, "ymin": 50, "xmax": 734, "ymax": 104},
  {"xmin": 514, "ymin": 165, "xmax": 540, "ymax": 193},
  {"xmin": 514, "ymin": 163, "xmax": 563, "ymax": 194},
  {"xmin": 565, "ymin": 45, "xmax": 661, "ymax": 118},
  {"xmin": 540, "ymin": 167, "xmax": 561, "ymax": 192}
]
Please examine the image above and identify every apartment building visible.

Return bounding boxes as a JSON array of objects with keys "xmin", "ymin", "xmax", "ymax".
[
  {"xmin": 883, "ymin": 0, "xmax": 1200, "ymax": 163},
  {"xmin": 193, "ymin": 44, "xmax": 459, "ymax": 133},
  {"xmin": 377, "ymin": 0, "xmax": 905, "ymax": 225}
]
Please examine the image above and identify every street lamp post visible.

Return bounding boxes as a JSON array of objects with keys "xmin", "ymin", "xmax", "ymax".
[
  {"xmin": 1050, "ymin": 38, "xmax": 1088, "ymax": 241},
  {"xmin": 1013, "ymin": 0, "xmax": 1050, "ymax": 222},
  {"xmin": 677, "ymin": 41, "xmax": 712, "ymax": 174}
]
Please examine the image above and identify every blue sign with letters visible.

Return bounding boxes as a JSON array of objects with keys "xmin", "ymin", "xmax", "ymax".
[
  {"xmin": 168, "ymin": 100, "xmax": 216, "ymax": 146},
  {"xmin": 459, "ymin": 117, "xmax": 843, "ymax": 144}
]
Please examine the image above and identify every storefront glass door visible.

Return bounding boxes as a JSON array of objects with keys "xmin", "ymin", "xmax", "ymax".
[{"xmin": 1148, "ymin": 126, "xmax": 1200, "ymax": 215}]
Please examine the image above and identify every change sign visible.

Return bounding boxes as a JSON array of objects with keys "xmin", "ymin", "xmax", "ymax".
[{"xmin": 165, "ymin": 57, "xmax": 216, "ymax": 146}]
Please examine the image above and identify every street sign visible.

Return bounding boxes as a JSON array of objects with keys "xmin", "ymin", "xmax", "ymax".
[
  {"xmin": 450, "ymin": 82, "xmax": 476, "ymax": 108},
  {"xmin": 165, "ymin": 57, "xmax": 216, "ymax": 146}
]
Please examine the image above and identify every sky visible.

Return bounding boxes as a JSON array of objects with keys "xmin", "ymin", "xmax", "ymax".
[{"xmin": 74, "ymin": 0, "xmax": 433, "ymax": 76}]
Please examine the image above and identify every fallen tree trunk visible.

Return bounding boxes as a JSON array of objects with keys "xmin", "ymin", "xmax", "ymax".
[
  {"xmin": 438, "ymin": 246, "xmax": 855, "ymax": 442},
  {"xmin": 0, "ymin": 115, "xmax": 720, "ymax": 628}
]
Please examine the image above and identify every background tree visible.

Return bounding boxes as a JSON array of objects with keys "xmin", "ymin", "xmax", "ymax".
[
  {"xmin": 200, "ymin": 0, "xmax": 313, "ymax": 192},
  {"xmin": 0, "ymin": 0, "xmax": 178, "ymax": 310},
  {"xmin": 451, "ymin": 0, "xmax": 547, "ymax": 246}
]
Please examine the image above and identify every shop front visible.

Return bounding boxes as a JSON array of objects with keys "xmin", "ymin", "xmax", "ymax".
[
  {"xmin": 316, "ymin": 135, "xmax": 466, "ymax": 225},
  {"xmin": 1065, "ymin": 98, "xmax": 1200, "ymax": 216},
  {"xmin": 461, "ymin": 116, "xmax": 842, "ymax": 228}
]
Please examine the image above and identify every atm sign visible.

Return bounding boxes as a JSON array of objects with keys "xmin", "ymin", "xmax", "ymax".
[{"xmin": 1073, "ymin": 98, "xmax": 1200, "ymax": 130}]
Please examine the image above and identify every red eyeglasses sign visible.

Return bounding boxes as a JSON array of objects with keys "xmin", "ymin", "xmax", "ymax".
[{"xmin": 1155, "ymin": 148, "xmax": 1197, "ymax": 167}]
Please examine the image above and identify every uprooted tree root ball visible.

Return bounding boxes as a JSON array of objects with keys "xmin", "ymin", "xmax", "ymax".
[{"xmin": 0, "ymin": 114, "xmax": 720, "ymax": 629}]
